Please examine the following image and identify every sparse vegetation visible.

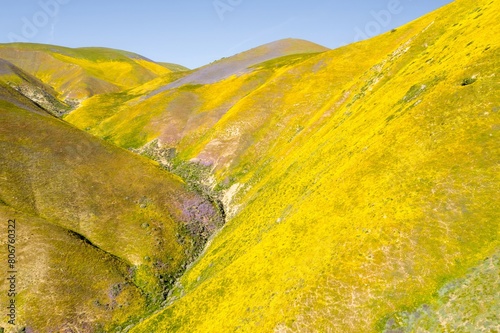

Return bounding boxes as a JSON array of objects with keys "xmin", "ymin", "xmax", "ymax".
[{"xmin": 461, "ymin": 76, "xmax": 477, "ymax": 86}]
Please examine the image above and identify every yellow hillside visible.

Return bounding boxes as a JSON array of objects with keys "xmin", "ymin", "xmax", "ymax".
[
  {"xmin": 0, "ymin": 44, "xmax": 171, "ymax": 101},
  {"xmin": 127, "ymin": 0, "xmax": 499, "ymax": 331}
]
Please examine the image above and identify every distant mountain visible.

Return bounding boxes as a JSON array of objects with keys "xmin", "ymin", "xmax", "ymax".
[
  {"xmin": 155, "ymin": 38, "xmax": 329, "ymax": 89},
  {"xmin": 0, "ymin": 0, "xmax": 498, "ymax": 332}
]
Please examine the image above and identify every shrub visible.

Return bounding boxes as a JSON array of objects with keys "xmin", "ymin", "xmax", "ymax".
[{"xmin": 461, "ymin": 77, "xmax": 477, "ymax": 86}]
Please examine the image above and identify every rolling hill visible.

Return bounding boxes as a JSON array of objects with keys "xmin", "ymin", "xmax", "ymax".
[
  {"xmin": 0, "ymin": 0, "xmax": 499, "ymax": 331},
  {"xmin": 64, "ymin": 38, "xmax": 329, "ymax": 152},
  {"xmin": 0, "ymin": 43, "xmax": 172, "ymax": 103}
]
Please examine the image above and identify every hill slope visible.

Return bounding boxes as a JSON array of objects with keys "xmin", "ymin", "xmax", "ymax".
[
  {"xmin": 64, "ymin": 39, "xmax": 329, "ymax": 150},
  {"xmin": 123, "ymin": 0, "xmax": 497, "ymax": 332},
  {"xmin": 0, "ymin": 88, "xmax": 223, "ymax": 331},
  {"xmin": 0, "ymin": 43, "xmax": 171, "ymax": 103},
  {"xmin": 158, "ymin": 62, "xmax": 190, "ymax": 72},
  {"xmin": 161, "ymin": 38, "xmax": 329, "ymax": 87},
  {"xmin": 0, "ymin": 58, "xmax": 71, "ymax": 116}
]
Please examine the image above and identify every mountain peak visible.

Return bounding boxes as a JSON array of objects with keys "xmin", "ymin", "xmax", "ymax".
[{"xmin": 255, "ymin": 38, "xmax": 329, "ymax": 53}]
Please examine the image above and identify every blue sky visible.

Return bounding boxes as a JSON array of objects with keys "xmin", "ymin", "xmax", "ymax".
[{"xmin": 0, "ymin": 0, "xmax": 453, "ymax": 69}]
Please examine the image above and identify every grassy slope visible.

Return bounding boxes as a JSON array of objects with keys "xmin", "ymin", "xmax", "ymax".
[
  {"xmin": 0, "ymin": 43, "xmax": 171, "ymax": 101},
  {"xmin": 0, "ymin": 68, "xmax": 52, "ymax": 116},
  {"xmin": 128, "ymin": 0, "xmax": 499, "ymax": 332},
  {"xmin": 159, "ymin": 62, "xmax": 190, "ymax": 72},
  {"xmin": 0, "ymin": 58, "xmax": 71, "ymax": 116},
  {"xmin": 0, "ymin": 205, "xmax": 147, "ymax": 332},
  {"xmin": 385, "ymin": 250, "xmax": 500, "ymax": 332},
  {"xmin": 165, "ymin": 38, "xmax": 329, "ymax": 86},
  {"xmin": 0, "ymin": 96, "xmax": 223, "ymax": 331}
]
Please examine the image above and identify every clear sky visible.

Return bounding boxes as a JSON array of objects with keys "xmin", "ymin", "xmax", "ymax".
[{"xmin": 0, "ymin": 0, "xmax": 453, "ymax": 69}]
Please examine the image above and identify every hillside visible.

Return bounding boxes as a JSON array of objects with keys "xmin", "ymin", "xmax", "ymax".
[
  {"xmin": 0, "ymin": 0, "xmax": 499, "ymax": 332},
  {"xmin": 122, "ymin": 0, "xmax": 496, "ymax": 331},
  {"xmin": 64, "ymin": 38, "xmax": 329, "ymax": 150},
  {"xmin": 158, "ymin": 62, "xmax": 190, "ymax": 72},
  {"xmin": 0, "ymin": 59, "xmax": 71, "ymax": 116},
  {"xmin": 162, "ymin": 38, "xmax": 329, "ymax": 87},
  {"xmin": 0, "ymin": 80, "xmax": 223, "ymax": 331},
  {"xmin": 0, "ymin": 43, "xmax": 172, "ymax": 103}
]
